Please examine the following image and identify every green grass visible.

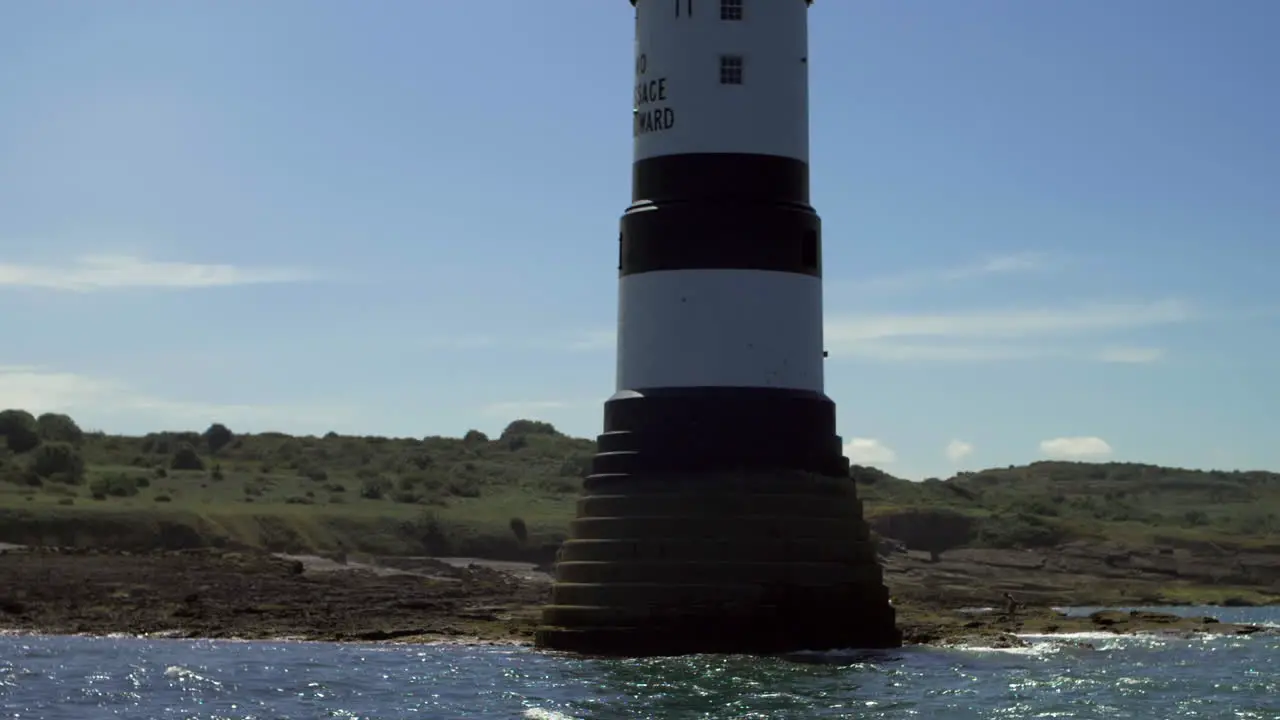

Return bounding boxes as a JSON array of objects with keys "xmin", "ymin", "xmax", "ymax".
[
  {"xmin": 1, "ymin": 409, "xmax": 1279, "ymax": 560},
  {"xmin": 855, "ymin": 461, "xmax": 1280, "ymax": 553},
  {"xmin": 0, "ymin": 413, "xmax": 587, "ymax": 557}
]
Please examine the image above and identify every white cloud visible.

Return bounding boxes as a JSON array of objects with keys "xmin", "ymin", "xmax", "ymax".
[
  {"xmin": 0, "ymin": 365, "xmax": 348, "ymax": 433},
  {"xmin": 1095, "ymin": 346, "xmax": 1166, "ymax": 364},
  {"xmin": 564, "ymin": 330, "xmax": 616, "ymax": 352},
  {"xmin": 827, "ymin": 300, "xmax": 1190, "ymax": 343},
  {"xmin": 1039, "ymin": 436, "xmax": 1113, "ymax": 460},
  {"xmin": 0, "ymin": 254, "xmax": 314, "ymax": 292},
  {"xmin": 850, "ymin": 252, "xmax": 1049, "ymax": 293},
  {"xmin": 826, "ymin": 300, "xmax": 1191, "ymax": 363},
  {"xmin": 480, "ymin": 400, "xmax": 573, "ymax": 418},
  {"xmin": 839, "ymin": 341, "xmax": 1047, "ymax": 363},
  {"xmin": 844, "ymin": 437, "xmax": 896, "ymax": 465},
  {"xmin": 419, "ymin": 335, "xmax": 498, "ymax": 351},
  {"xmin": 945, "ymin": 439, "xmax": 974, "ymax": 463}
]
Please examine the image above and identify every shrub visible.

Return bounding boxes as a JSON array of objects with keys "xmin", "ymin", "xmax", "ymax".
[
  {"xmin": 500, "ymin": 419, "xmax": 559, "ymax": 438},
  {"xmin": 171, "ymin": 444, "xmax": 204, "ymax": 471},
  {"xmin": 89, "ymin": 474, "xmax": 139, "ymax": 498},
  {"xmin": 0, "ymin": 409, "xmax": 40, "ymax": 453},
  {"xmin": 30, "ymin": 442, "xmax": 86, "ymax": 483},
  {"xmin": 509, "ymin": 517, "xmax": 528, "ymax": 545},
  {"xmin": 446, "ymin": 477, "xmax": 482, "ymax": 498},
  {"xmin": 154, "ymin": 494, "xmax": 172, "ymax": 502},
  {"xmin": 36, "ymin": 413, "xmax": 83, "ymax": 444},
  {"xmin": 558, "ymin": 455, "xmax": 592, "ymax": 478},
  {"xmin": 210, "ymin": 463, "xmax": 224, "ymax": 481},
  {"xmin": 462, "ymin": 429, "xmax": 489, "ymax": 445},
  {"xmin": 391, "ymin": 490, "xmax": 422, "ymax": 504},
  {"xmin": 203, "ymin": 423, "xmax": 234, "ymax": 454},
  {"xmin": 360, "ymin": 478, "xmax": 391, "ymax": 500}
]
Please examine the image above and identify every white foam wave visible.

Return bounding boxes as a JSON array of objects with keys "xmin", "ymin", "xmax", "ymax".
[
  {"xmin": 163, "ymin": 665, "xmax": 221, "ymax": 687},
  {"xmin": 950, "ymin": 641, "xmax": 1061, "ymax": 656},
  {"xmin": 1016, "ymin": 632, "xmax": 1119, "ymax": 641},
  {"xmin": 523, "ymin": 708, "xmax": 578, "ymax": 720}
]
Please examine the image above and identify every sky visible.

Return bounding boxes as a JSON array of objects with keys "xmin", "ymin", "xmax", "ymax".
[{"xmin": 1, "ymin": 1, "xmax": 1278, "ymax": 481}]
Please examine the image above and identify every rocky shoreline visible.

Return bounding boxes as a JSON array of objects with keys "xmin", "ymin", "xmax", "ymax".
[{"xmin": 0, "ymin": 546, "xmax": 1275, "ymax": 650}]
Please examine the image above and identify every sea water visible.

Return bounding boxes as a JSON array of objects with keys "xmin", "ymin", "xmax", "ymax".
[{"xmin": 2, "ymin": 606, "xmax": 1277, "ymax": 719}]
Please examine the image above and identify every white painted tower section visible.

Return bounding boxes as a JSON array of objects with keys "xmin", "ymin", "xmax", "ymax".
[
  {"xmin": 632, "ymin": 0, "xmax": 810, "ymax": 162},
  {"xmin": 617, "ymin": 270, "xmax": 824, "ymax": 392},
  {"xmin": 617, "ymin": 0, "xmax": 825, "ymax": 394}
]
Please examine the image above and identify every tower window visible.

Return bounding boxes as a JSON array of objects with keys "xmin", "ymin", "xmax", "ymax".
[
  {"xmin": 720, "ymin": 0, "xmax": 743, "ymax": 20},
  {"xmin": 719, "ymin": 55, "xmax": 743, "ymax": 85}
]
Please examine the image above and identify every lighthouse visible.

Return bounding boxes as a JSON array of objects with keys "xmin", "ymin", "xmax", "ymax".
[{"xmin": 536, "ymin": 0, "xmax": 901, "ymax": 655}]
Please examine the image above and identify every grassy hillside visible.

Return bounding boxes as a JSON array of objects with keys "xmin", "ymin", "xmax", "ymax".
[
  {"xmin": 1, "ymin": 408, "xmax": 1277, "ymax": 557},
  {"xmin": 853, "ymin": 462, "xmax": 1280, "ymax": 553},
  {"xmin": 0, "ymin": 410, "xmax": 590, "ymax": 557}
]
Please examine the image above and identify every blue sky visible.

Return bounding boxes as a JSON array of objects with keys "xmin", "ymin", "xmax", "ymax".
[{"xmin": 1, "ymin": 0, "xmax": 1277, "ymax": 480}]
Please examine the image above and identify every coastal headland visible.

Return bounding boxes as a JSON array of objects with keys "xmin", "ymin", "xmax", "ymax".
[{"xmin": 2, "ymin": 410, "xmax": 1278, "ymax": 648}]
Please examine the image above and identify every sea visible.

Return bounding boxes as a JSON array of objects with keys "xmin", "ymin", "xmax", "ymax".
[{"xmin": 2, "ymin": 606, "xmax": 1277, "ymax": 719}]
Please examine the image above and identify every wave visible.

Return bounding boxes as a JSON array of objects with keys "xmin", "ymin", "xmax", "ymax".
[{"xmin": 523, "ymin": 708, "xmax": 578, "ymax": 720}]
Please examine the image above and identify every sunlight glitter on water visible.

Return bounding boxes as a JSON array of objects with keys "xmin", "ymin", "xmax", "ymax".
[{"xmin": 0, "ymin": 609, "xmax": 1277, "ymax": 719}]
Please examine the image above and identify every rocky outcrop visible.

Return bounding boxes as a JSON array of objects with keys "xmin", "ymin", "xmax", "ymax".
[{"xmin": 879, "ymin": 539, "xmax": 1280, "ymax": 608}]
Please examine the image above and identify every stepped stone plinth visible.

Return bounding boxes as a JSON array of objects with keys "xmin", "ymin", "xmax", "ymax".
[{"xmin": 535, "ymin": 472, "xmax": 902, "ymax": 656}]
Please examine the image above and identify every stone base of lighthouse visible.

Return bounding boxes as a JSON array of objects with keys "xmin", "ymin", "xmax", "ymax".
[{"xmin": 535, "ymin": 471, "xmax": 902, "ymax": 656}]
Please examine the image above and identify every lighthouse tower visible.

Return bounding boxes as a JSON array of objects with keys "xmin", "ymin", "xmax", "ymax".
[{"xmin": 536, "ymin": 0, "xmax": 901, "ymax": 655}]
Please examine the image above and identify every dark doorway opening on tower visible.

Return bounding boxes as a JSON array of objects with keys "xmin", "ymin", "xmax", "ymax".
[{"xmin": 801, "ymin": 230, "xmax": 819, "ymax": 272}]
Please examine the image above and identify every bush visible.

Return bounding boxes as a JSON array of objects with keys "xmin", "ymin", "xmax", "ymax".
[
  {"xmin": 501, "ymin": 419, "xmax": 560, "ymax": 438},
  {"xmin": 509, "ymin": 517, "xmax": 528, "ymax": 545},
  {"xmin": 360, "ymin": 478, "xmax": 391, "ymax": 500},
  {"xmin": 977, "ymin": 512, "xmax": 1070, "ymax": 549},
  {"xmin": 210, "ymin": 463, "xmax": 224, "ymax": 481},
  {"xmin": 154, "ymin": 494, "xmax": 172, "ymax": 503},
  {"xmin": 171, "ymin": 443, "xmax": 205, "ymax": 471},
  {"xmin": 446, "ymin": 477, "xmax": 482, "ymax": 498},
  {"xmin": 89, "ymin": 474, "xmax": 139, "ymax": 498},
  {"xmin": 36, "ymin": 413, "xmax": 83, "ymax": 444},
  {"xmin": 462, "ymin": 429, "xmax": 489, "ymax": 445},
  {"xmin": 1, "ymin": 464, "xmax": 41, "ymax": 487},
  {"xmin": 0, "ymin": 409, "xmax": 40, "ymax": 453},
  {"xmin": 203, "ymin": 423, "xmax": 234, "ymax": 454},
  {"xmin": 30, "ymin": 442, "xmax": 86, "ymax": 483},
  {"xmin": 558, "ymin": 455, "xmax": 593, "ymax": 478},
  {"xmin": 391, "ymin": 490, "xmax": 422, "ymax": 504}
]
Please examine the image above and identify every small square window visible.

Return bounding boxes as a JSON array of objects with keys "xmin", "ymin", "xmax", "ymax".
[
  {"xmin": 720, "ymin": 0, "xmax": 743, "ymax": 21},
  {"xmin": 719, "ymin": 55, "xmax": 743, "ymax": 85}
]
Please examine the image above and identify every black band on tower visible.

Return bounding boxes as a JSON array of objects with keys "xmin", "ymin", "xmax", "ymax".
[
  {"xmin": 593, "ymin": 387, "xmax": 850, "ymax": 482},
  {"xmin": 620, "ymin": 154, "xmax": 821, "ymax": 278},
  {"xmin": 631, "ymin": 154, "xmax": 810, "ymax": 203}
]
